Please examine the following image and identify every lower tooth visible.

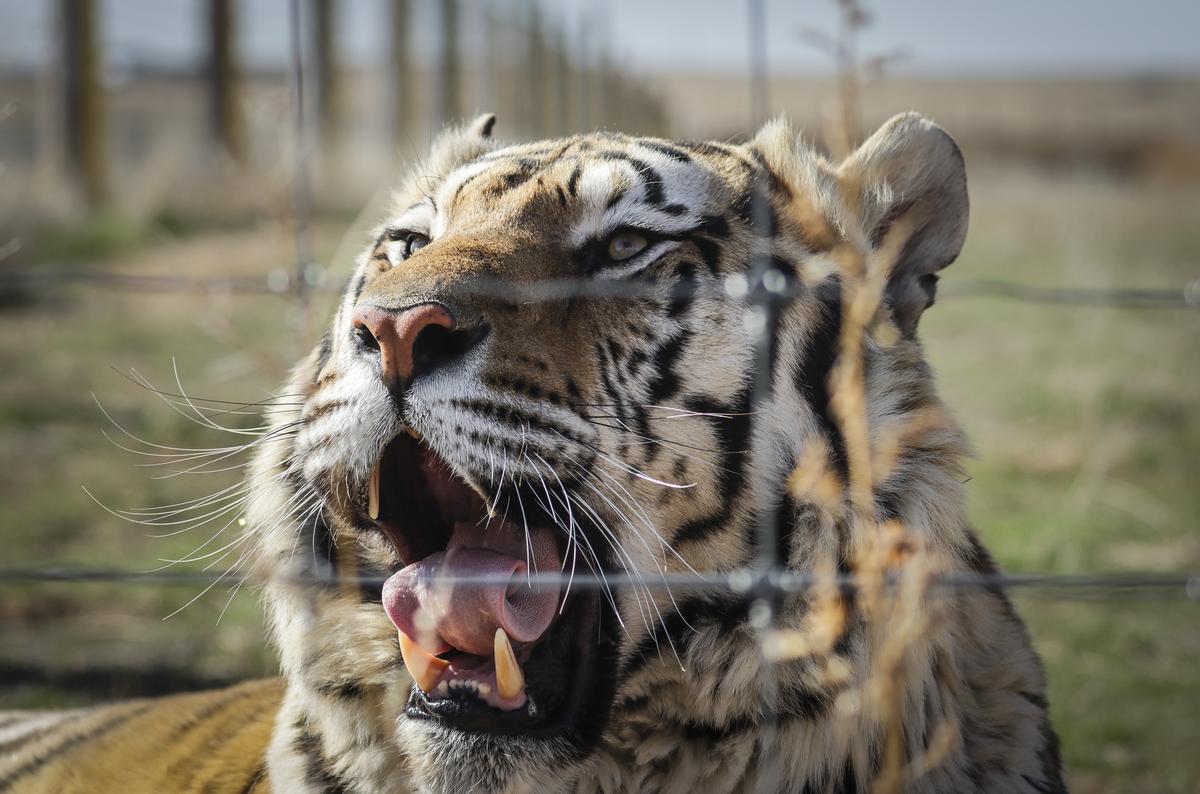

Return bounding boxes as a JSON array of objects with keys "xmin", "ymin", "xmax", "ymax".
[
  {"xmin": 398, "ymin": 631, "xmax": 448, "ymax": 693},
  {"xmin": 494, "ymin": 628, "xmax": 526, "ymax": 699}
]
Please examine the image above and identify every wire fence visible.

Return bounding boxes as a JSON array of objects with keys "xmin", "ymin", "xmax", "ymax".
[
  {"xmin": 3, "ymin": 2, "xmax": 1199, "ymax": 792},
  {"xmin": 2, "ymin": 567, "xmax": 1197, "ymax": 599},
  {"xmin": 3, "ymin": 265, "xmax": 1199, "ymax": 309}
]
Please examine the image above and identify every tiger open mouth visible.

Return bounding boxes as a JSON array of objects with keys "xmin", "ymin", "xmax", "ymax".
[{"xmin": 368, "ymin": 431, "xmax": 609, "ymax": 735}]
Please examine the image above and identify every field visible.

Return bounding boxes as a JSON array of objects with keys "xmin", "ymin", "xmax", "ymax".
[{"xmin": 0, "ymin": 77, "xmax": 1198, "ymax": 791}]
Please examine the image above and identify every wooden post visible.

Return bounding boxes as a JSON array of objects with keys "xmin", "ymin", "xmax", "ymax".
[
  {"xmin": 389, "ymin": 0, "xmax": 412, "ymax": 143},
  {"xmin": 550, "ymin": 23, "xmax": 569, "ymax": 135},
  {"xmin": 475, "ymin": 0, "xmax": 496, "ymax": 117},
  {"xmin": 60, "ymin": 0, "xmax": 105, "ymax": 207},
  {"xmin": 525, "ymin": 1, "xmax": 547, "ymax": 135},
  {"xmin": 309, "ymin": 0, "xmax": 339, "ymax": 151},
  {"xmin": 592, "ymin": 10, "xmax": 610, "ymax": 130},
  {"xmin": 574, "ymin": 9, "xmax": 590, "ymax": 132},
  {"xmin": 206, "ymin": 0, "xmax": 244, "ymax": 160},
  {"xmin": 434, "ymin": 0, "xmax": 461, "ymax": 128}
]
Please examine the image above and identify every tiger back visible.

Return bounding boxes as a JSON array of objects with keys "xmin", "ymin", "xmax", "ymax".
[{"xmin": 0, "ymin": 680, "xmax": 279, "ymax": 792}]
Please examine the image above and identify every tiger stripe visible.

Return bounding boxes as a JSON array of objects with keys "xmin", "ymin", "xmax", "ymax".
[{"xmin": 0, "ymin": 680, "xmax": 279, "ymax": 793}]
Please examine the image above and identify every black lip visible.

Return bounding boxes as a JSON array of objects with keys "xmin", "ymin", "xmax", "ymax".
[
  {"xmin": 405, "ymin": 685, "xmax": 542, "ymax": 734},
  {"xmin": 364, "ymin": 435, "xmax": 621, "ymax": 744},
  {"xmin": 404, "ymin": 591, "xmax": 606, "ymax": 738}
]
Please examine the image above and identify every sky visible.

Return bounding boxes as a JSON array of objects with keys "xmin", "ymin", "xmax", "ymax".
[{"xmin": 1, "ymin": 0, "xmax": 1198, "ymax": 77}]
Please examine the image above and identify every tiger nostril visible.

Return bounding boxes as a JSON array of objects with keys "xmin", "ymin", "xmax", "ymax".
[
  {"xmin": 354, "ymin": 321, "xmax": 381, "ymax": 353},
  {"xmin": 410, "ymin": 322, "xmax": 490, "ymax": 382},
  {"xmin": 410, "ymin": 324, "xmax": 449, "ymax": 381}
]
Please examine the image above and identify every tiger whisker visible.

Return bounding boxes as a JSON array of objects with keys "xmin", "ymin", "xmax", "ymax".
[
  {"xmin": 581, "ymin": 415, "xmax": 744, "ymax": 460},
  {"xmin": 556, "ymin": 457, "xmax": 663, "ymax": 644},
  {"xmin": 161, "ymin": 560, "xmax": 241, "ymax": 621},
  {"xmin": 562, "ymin": 490, "xmax": 636, "ymax": 634},
  {"xmin": 171, "ymin": 359, "xmax": 287, "ymax": 437},
  {"xmin": 100, "ymin": 430, "xmax": 267, "ymax": 462},
  {"xmin": 94, "ymin": 393, "xmax": 304, "ymax": 458},
  {"xmin": 107, "ymin": 479, "xmax": 249, "ymax": 517},
  {"xmin": 83, "ymin": 484, "xmax": 245, "ymax": 530},
  {"xmin": 144, "ymin": 425, "xmax": 305, "ymax": 480},
  {"xmin": 522, "ymin": 453, "xmax": 618, "ymax": 619},
  {"xmin": 558, "ymin": 450, "xmax": 696, "ymax": 659},
  {"xmin": 115, "ymin": 366, "xmax": 305, "ymax": 408},
  {"xmin": 123, "ymin": 365, "xmax": 287, "ymax": 437},
  {"xmin": 157, "ymin": 527, "xmax": 255, "ymax": 568},
  {"xmin": 284, "ymin": 490, "xmax": 329, "ymax": 574},
  {"xmin": 587, "ymin": 462, "xmax": 703, "ymax": 581},
  {"xmin": 575, "ymin": 401, "xmax": 757, "ymax": 421},
  {"xmin": 521, "ymin": 456, "xmax": 590, "ymax": 611},
  {"xmin": 584, "ymin": 467, "xmax": 702, "ymax": 651},
  {"xmin": 215, "ymin": 573, "xmax": 248, "ymax": 626},
  {"xmin": 552, "ymin": 427, "xmax": 700, "ymax": 490}
]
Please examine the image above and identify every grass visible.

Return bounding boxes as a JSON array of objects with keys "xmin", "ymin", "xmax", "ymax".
[
  {"xmin": 922, "ymin": 171, "xmax": 1200, "ymax": 792},
  {"xmin": 1021, "ymin": 598, "xmax": 1200, "ymax": 793},
  {"xmin": 11, "ymin": 209, "xmax": 258, "ymax": 267},
  {"xmin": 0, "ymin": 171, "xmax": 1196, "ymax": 791},
  {"xmin": 0, "ymin": 218, "xmax": 347, "ymax": 704}
]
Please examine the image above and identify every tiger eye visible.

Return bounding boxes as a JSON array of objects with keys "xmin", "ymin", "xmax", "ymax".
[
  {"xmin": 405, "ymin": 233, "xmax": 430, "ymax": 257},
  {"xmin": 606, "ymin": 231, "xmax": 648, "ymax": 262}
]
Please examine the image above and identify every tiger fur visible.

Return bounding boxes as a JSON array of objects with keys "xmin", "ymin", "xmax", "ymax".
[{"xmin": 1, "ymin": 113, "xmax": 1065, "ymax": 793}]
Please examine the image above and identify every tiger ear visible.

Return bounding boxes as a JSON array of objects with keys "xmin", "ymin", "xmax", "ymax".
[
  {"xmin": 425, "ymin": 114, "xmax": 499, "ymax": 176},
  {"xmin": 838, "ymin": 112, "xmax": 969, "ymax": 335},
  {"xmin": 469, "ymin": 112, "xmax": 497, "ymax": 139}
]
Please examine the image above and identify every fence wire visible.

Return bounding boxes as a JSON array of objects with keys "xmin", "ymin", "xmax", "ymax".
[
  {"xmin": 3, "ymin": 266, "xmax": 1198, "ymax": 309},
  {"xmin": 2, "ymin": 567, "xmax": 1197, "ymax": 599}
]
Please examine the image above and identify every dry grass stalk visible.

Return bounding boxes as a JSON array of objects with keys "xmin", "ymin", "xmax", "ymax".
[
  {"xmin": 904, "ymin": 720, "xmax": 961, "ymax": 788},
  {"xmin": 798, "ymin": 0, "xmax": 909, "ymax": 158},
  {"xmin": 763, "ymin": 555, "xmax": 849, "ymax": 665},
  {"xmin": 787, "ymin": 434, "xmax": 846, "ymax": 519},
  {"xmin": 775, "ymin": 161, "xmax": 955, "ymax": 790},
  {"xmin": 856, "ymin": 522, "xmax": 939, "ymax": 793}
]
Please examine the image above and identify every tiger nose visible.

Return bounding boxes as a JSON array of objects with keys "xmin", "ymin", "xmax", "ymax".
[{"xmin": 352, "ymin": 303, "xmax": 457, "ymax": 388}]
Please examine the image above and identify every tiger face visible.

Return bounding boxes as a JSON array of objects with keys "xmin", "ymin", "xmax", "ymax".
[{"xmin": 250, "ymin": 114, "xmax": 1059, "ymax": 793}]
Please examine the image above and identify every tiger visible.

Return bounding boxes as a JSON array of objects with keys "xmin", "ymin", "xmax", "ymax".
[{"xmin": 1, "ymin": 112, "xmax": 1065, "ymax": 793}]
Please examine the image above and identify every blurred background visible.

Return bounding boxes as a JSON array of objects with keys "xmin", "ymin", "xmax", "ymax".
[{"xmin": 0, "ymin": 1, "xmax": 1197, "ymax": 791}]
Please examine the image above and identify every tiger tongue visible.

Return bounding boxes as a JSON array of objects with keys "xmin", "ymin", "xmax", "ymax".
[{"xmin": 381, "ymin": 525, "xmax": 562, "ymax": 657}]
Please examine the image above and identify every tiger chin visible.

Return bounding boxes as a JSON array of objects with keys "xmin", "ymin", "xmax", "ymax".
[{"xmin": 1, "ymin": 113, "xmax": 1066, "ymax": 794}]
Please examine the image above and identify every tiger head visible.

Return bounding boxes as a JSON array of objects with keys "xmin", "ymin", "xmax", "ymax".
[{"xmin": 250, "ymin": 112, "xmax": 974, "ymax": 792}]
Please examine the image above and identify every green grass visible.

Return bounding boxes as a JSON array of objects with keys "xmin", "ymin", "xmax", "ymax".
[
  {"xmin": 20, "ymin": 211, "xmax": 157, "ymax": 265},
  {"xmin": 0, "ymin": 173, "xmax": 1196, "ymax": 792},
  {"xmin": 0, "ymin": 219, "xmax": 345, "ymax": 707},
  {"xmin": 1020, "ymin": 598, "xmax": 1200, "ymax": 793},
  {"xmin": 921, "ymin": 173, "xmax": 1200, "ymax": 792},
  {"xmin": 13, "ymin": 209, "xmax": 263, "ymax": 267}
]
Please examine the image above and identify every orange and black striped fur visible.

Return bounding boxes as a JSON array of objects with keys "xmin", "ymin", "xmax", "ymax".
[
  {"xmin": 0, "ymin": 680, "xmax": 279, "ymax": 792},
  {"xmin": 2, "ymin": 114, "xmax": 1064, "ymax": 792}
]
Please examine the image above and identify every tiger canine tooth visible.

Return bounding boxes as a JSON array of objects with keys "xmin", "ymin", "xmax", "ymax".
[
  {"xmin": 398, "ymin": 630, "xmax": 448, "ymax": 693},
  {"xmin": 494, "ymin": 628, "xmax": 525, "ymax": 700},
  {"xmin": 368, "ymin": 460, "xmax": 381, "ymax": 520},
  {"xmin": 404, "ymin": 426, "xmax": 421, "ymax": 440}
]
